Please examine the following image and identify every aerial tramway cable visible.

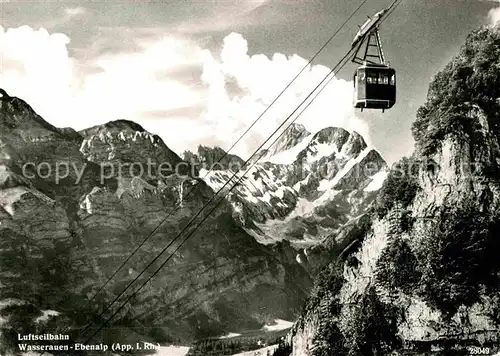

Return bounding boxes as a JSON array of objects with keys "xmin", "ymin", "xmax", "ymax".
[
  {"xmin": 79, "ymin": 46, "xmax": 358, "ymax": 345},
  {"xmin": 77, "ymin": 0, "xmax": 403, "ymax": 339},
  {"xmin": 35, "ymin": 4, "xmax": 369, "ymax": 354},
  {"xmin": 75, "ymin": 0, "xmax": 370, "ymax": 313},
  {"xmin": 38, "ymin": 0, "xmax": 368, "ymax": 348},
  {"xmin": 46, "ymin": 0, "xmax": 402, "ymax": 350},
  {"xmin": 77, "ymin": 0, "xmax": 404, "ymax": 345},
  {"xmin": 36, "ymin": 4, "xmax": 369, "ymax": 354}
]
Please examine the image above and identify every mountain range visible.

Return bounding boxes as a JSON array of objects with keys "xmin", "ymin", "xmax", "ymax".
[
  {"xmin": 4, "ymin": 21, "xmax": 498, "ymax": 356},
  {"xmin": 0, "ymin": 87, "xmax": 385, "ymax": 354}
]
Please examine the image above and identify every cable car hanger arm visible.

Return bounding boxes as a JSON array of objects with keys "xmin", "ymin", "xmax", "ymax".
[{"xmin": 350, "ymin": 0, "xmax": 399, "ymax": 51}]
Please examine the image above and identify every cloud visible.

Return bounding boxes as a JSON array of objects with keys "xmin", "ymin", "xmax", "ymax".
[
  {"xmin": 197, "ymin": 33, "xmax": 368, "ymax": 157},
  {"xmin": 0, "ymin": 25, "xmax": 207, "ymax": 147},
  {"xmin": 0, "ymin": 26, "xmax": 74, "ymax": 118},
  {"xmin": 29, "ymin": 6, "xmax": 88, "ymax": 29},
  {"xmin": 488, "ymin": 6, "xmax": 500, "ymax": 25},
  {"xmin": 0, "ymin": 26, "xmax": 368, "ymax": 160}
]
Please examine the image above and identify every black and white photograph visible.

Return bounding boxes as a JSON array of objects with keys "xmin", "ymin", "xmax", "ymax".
[{"xmin": 1, "ymin": 0, "xmax": 500, "ymax": 355}]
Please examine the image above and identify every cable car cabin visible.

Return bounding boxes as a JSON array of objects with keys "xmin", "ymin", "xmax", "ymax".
[{"xmin": 353, "ymin": 63, "xmax": 396, "ymax": 112}]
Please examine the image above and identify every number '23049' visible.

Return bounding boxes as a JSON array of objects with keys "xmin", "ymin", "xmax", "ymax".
[{"xmin": 467, "ymin": 346, "xmax": 490, "ymax": 355}]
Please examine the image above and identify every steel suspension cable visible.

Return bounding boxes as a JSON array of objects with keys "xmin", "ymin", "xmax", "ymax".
[
  {"xmin": 53, "ymin": 2, "xmax": 370, "ymax": 348},
  {"xmin": 53, "ymin": 0, "xmax": 404, "ymax": 350},
  {"xmin": 78, "ymin": 0, "xmax": 370, "ymax": 310},
  {"xmin": 79, "ymin": 45, "xmax": 357, "ymax": 345}
]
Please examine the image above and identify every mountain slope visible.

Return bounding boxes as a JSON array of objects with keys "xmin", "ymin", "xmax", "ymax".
[{"xmin": 284, "ymin": 23, "xmax": 500, "ymax": 356}]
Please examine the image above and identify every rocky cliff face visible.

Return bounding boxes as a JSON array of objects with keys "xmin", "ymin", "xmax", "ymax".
[{"xmin": 284, "ymin": 23, "xmax": 500, "ymax": 356}]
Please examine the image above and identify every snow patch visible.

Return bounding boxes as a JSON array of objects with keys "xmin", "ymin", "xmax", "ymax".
[
  {"xmin": 265, "ymin": 134, "xmax": 313, "ymax": 164},
  {"xmin": 3, "ymin": 203, "xmax": 14, "ymax": 216},
  {"xmin": 200, "ymin": 168, "xmax": 229, "ymax": 191},
  {"xmin": 317, "ymin": 147, "xmax": 372, "ymax": 191},
  {"xmin": 178, "ymin": 180, "xmax": 184, "ymax": 207},
  {"xmin": 220, "ymin": 333, "xmax": 242, "ymax": 339},
  {"xmin": 261, "ymin": 319, "xmax": 294, "ymax": 331},
  {"xmin": 35, "ymin": 310, "xmax": 60, "ymax": 323},
  {"xmin": 364, "ymin": 170, "xmax": 388, "ymax": 192},
  {"xmin": 261, "ymin": 191, "xmax": 272, "ymax": 203},
  {"xmin": 317, "ymin": 178, "xmax": 332, "ymax": 192},
  {"xmin": 274, "ymin": 186, "xmax": 289, "ymax": 199},
  {"xmin": 305, "ymin": 143, "xmax": 336, "ymax": 163},
  {"xmin": 287, "ymin": 198, "xmax": 315, "ymax": 218},
  {"xmin": 0, "ymin": 188, "xmax": 29, "ymax": 216},
  {"xmin": 202, "ymin": 163, "xmax": 290, "ymax": 208},
  {"xmin": 293, "ymin": 173, "xmax": 311, "ymax": 191},
  {"xmin": 313, "ymin": 189, "xmax": 342, "ymax": 207}
]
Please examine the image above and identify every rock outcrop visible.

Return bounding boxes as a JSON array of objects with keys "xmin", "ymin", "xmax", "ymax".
[{"xmin": 183, "ymin": 145, "xmax": 245, "ymax": 172}]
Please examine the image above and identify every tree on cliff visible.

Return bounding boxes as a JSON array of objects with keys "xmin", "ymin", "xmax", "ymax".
[{"xmin": 412, "ymin": 23, "xmax": 500, "ymax": 157}]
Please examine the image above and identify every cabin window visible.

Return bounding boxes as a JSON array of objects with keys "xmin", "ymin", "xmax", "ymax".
[
  {"xmin": 358, "ymin": 72, "xmax": 366, "ymax": 84},
  {"xmin": 379, "ymin": 73, "xmax": 389, "ymax": 85},
  {"xmin": 390, "ymin": 74, "xmax": 396, "ymax": 85},
  {"xmin": 366, "ymin": 75, "xmax": 377, "ymax": 84}
]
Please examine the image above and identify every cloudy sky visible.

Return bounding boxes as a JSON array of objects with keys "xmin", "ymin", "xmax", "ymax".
[{"xmin": 1, "ymin": 0, "xmax": 499, "ymax": 164}]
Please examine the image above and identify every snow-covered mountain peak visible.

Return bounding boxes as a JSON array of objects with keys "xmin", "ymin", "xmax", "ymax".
[
  {"xmin": 268, "ymin": 123, "xmax": 310, "ymax": 157},
  {"xmin": 265, "ymin": 126, "xmax": 368, "ymax": 167},
  {"xmin": 200, "ymin": 126, "xmax": 387, "ymax": 247}
]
